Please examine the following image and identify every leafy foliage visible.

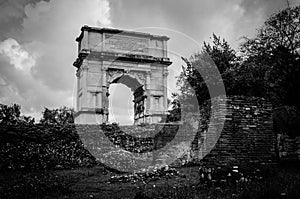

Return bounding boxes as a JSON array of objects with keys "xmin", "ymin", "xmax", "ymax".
[
  {"xmin": 203, "ymin": 34, "xmax": 239, "ymax": 75},
  {"xmin": 175, "ymin": 34, "xmax": 237, "ymax": 107},
  {"xmin": 0, "ymin": 104, "xmax": 34, "ymax": 125},
  {"xmin": 169, "ymin": 35, "xmax": 237, "ymax": 121},
  {"xmin": 166, "ymin": 93, "xmax": 181, "ymax": 122},
  {"xmin": 241, "ymin": 5, "xmax": 300, "ymax": 107},
  {"xmin": 40, "ymin": 106, "xmax": 74, "ymax": 125},
  {"xmin": 0, "ymin": 104, "xmax": 95, "ymax": 171},
  {"xmin": 102, "ymin": 123, "xmax": 180, "ymax": 153},
  {"xmin": 241, "ymin": 6, "xmax": 300, "ymax": 60},
  {"xmin": 0, "ymin": 123, "xmax": 96, "ymax": 171}
]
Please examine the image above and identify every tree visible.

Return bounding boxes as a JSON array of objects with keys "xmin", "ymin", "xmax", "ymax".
[
  {"xmin": 203, "ymin": 34, "xmax": 268, "ymax": 97},
  {"xmin": 240, "ymin": 5, "xmax": 300, "ymax": 107},
  {"xmin": 0, "ymin": 104, "xmax": 35, "ymax": 125},
  {"xmin": 40, "ymin": 106, "xmax": 74, "ymax": 125},
  {"xmin": 166, "ymin": 93, "xmax": 181, "ymax": 122},
  {"xmin": 241, "ymin": 6, "xmax": 300, "ymax": 59},
  {"xmin": 203, "ymin": 34, "xmax": 239, "ymax": 75},
  {"xmin": 222, "ymin": 60, "xmax": 268, "ymax": 97},
  {"xmin": 174, "ymin": 34, "xmax": 238, "ymax": 109}
]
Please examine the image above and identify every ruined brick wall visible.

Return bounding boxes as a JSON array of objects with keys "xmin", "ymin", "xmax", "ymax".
[
  {"xmin": 273, "ymin": 106, "xmax": 300, "ymax": 161},
  {"xmin": 278, "ymin": 135, "xmax": 300, "ymax": 161},
  {"xmin": 192, "ymin": 96, "xmax": 277, "ymax": 166}
]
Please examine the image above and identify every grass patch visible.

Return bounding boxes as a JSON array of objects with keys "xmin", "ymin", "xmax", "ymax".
[{"xmin": 0, "ymin": 164, "xmax": 299, "ymax": 198}]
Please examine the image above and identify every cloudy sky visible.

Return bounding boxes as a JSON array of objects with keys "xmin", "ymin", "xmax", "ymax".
[{"xmin": 0, "ymin": 0, "xmax": 299, "ymax": 124}]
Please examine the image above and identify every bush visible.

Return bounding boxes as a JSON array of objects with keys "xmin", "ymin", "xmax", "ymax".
[{"xmin": 0, "ymin": 123, "xmax": 96, "ymax": 171}]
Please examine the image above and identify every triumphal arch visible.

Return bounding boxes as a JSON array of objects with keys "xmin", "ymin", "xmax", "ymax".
[{"xmin": 73, "ymin": 26, "xmax": 172, "ymax": 124}]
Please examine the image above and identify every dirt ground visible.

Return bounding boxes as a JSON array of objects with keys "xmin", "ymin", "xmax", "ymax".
[
  {"xmin": 1, "ymin": 164, "xmax": 300, "ymax": 199},
  {"xmin": 0, "ymin": 166, "xmax": 200, "ymax": 199}
]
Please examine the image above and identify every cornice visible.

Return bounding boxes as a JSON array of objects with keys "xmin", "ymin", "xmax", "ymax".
[
  {"xmin": 76, "ymin": 25, "xmax": 170, "ymax": 42},
  {"xmin": 73, "ymin": 50, "xmax": 172, "ymax": 68}
]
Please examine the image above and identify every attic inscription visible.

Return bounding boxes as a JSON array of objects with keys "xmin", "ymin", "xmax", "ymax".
[{"xmin": 104, "ymin": 33, "xmax": 149, "ymax": 54}]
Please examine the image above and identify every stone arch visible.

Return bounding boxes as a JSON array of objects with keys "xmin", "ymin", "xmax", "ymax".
[
  {"xmin": 73, "ymin": 26, "xmax": 172, "ymax": 124},
  {"xmin": 107, "ymin": 70, "xmax": 145, "ymax": 92}
]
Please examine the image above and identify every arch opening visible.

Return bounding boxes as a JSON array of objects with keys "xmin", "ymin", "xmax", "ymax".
[
  {"xmin": 108, "ymin": 74, "xmax": 146, "ymax": 125},
  {"xmin": 108, "ymin": 83, "xmax": 134, "ymax": 125}
]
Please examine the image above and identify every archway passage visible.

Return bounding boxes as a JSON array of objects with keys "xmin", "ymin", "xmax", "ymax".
[
  {"xmin": 109, "ymin": 74, "xmax": 146, "ymax": 125},
  {"xmin": 108, "ymin": 83, "xmax": 134, "ymax": 125}
]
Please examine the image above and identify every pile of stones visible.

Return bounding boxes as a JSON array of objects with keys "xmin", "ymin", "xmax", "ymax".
[
  {"xmin": 109, "ymin": 166, "xmax": 181, "ymax": 184},
  {"xmin": 198, "ymin": 164, "xmax": 264, "ymax": 187}
]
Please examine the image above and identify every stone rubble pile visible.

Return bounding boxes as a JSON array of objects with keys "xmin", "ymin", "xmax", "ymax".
[{"xmin": 109, "ymin": 166, "xmax": 181, "ymax": 184}]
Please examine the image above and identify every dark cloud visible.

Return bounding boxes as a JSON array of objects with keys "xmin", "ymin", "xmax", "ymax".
[
  {"xmin": 110, "ymin": 0, "xmax": 299, "ymax": 48},
  {"xmin": 235, "ymin": 0, "xmax": 294, "ymax": 39},
  {"xmin": 0, "ymin": 0, "xmax": 49, "ymax": 41},
  {"xmin": 240, "ymin": 0, "xmax": 298, "ymax": 15},
  {"xmin": 0, "ymin": 51, "xmax": 74, "ymax": 118},
  {"xmin": 111, "ymin": 1, "xmax": 236, "ymax": 37},
  {"xmin": 0, "ymin": 0, "xmax": 111, "ymax": 118}
]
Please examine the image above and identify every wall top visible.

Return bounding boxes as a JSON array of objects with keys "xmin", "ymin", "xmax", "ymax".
[{"xmin": 76, "ymin": 25, "xmax": 170, "ymax": 42}]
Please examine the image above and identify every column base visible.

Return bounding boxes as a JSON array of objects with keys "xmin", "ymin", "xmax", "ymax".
[
  {"xmin": 134, "ymin": 113, "xmax": 168, "ymax": 125},
  {"xmin": 74, "ymin": 110, "xmax": 108, "ymax": 124}
]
